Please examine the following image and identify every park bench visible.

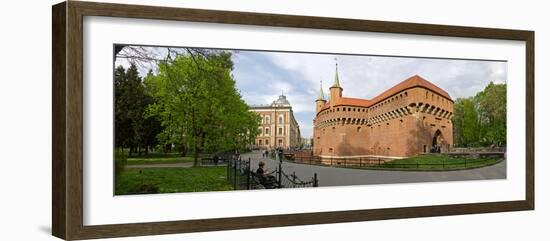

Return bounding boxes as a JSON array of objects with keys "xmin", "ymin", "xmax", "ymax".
[
  {"xmin": 200, "ymin": 157, "xmax": 229, "ymax": 166},
  {"xmin": 283, "ymin": 153, "xmax": 295, "ymax": 160}
]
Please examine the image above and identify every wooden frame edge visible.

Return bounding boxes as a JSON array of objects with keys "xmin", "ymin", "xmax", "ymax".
[
  {"xmin": 52, "ymin": 1, "xmax": 535, "ymax": 240},
  {"xmin": 525, "ymin": 31, "xmax": 535, "ymax": 210},
  {"xmin": 74, "ymin": 200, "xmax": 531, "ymax": 240},
  {"xmin": 52, "ymin": 1, "xmax": 68, "ymax": 240}
]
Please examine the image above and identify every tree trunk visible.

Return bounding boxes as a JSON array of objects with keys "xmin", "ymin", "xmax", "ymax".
[
  {"xmin": 192, "ymin": 108, "xmax": 198, "ymax": 167},
  {"xmin": 181, "ymin": 143, "xmax": 186, "ymax": 157}
]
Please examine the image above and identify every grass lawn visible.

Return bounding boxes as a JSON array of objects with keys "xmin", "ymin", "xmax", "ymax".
[
  {"xmin": 115, "ymin": 166, "xmax": 233, "ymax": 195},
  {"xmin": 377, "ymin": 154, "xmax": 503, "ymax": 170},
  {"xmin": 125, "ymin": 153, "xmax": 200, "ymax": 165}
]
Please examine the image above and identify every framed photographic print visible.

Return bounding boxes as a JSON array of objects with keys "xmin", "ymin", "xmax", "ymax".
[{"xmin": 52, "ymin": 1, "xmax": 534, "ymax": 240}]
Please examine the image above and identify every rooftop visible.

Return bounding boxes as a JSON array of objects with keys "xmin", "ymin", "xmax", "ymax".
[
  {"xmin": 322, "ymin": 75, "xmax": 452, "ymax": 109},
  {"xmin": 249, "ymin": 94, "xmax": 292, "ymax": 109}
]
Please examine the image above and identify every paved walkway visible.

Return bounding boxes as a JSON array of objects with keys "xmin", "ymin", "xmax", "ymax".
[
  {"xmin": 125, "ymin": 162, "xmax": 194, "ymax": 169},
  {"xmin": 242, "ymin": 151, "xmax": 506, "ymax": 187}
]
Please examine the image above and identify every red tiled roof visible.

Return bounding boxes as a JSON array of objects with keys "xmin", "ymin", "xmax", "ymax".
[
  {"xmin": 339, "ymin": 97, "xmax": 371, "ymax": 106},
  {"xmin": 370, "ymin": 75, "xmax": 452, "ymax": 104},
  {"xmin": 322, "ymin": 75, "xmax": 452, "ymax": 109}
]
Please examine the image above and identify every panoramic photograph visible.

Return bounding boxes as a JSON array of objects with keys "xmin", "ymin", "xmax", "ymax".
[{"xmin": 113, "ymin": 45, "xmax": 507, "ymax": 195}]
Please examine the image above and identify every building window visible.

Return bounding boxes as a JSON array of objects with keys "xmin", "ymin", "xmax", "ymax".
[
  {"xmin": 329, "ymin": 148, "xmax": 333, "ymax": 153},
  {"xmin": 266, "ymin": 115, "xmax": 270, "ymax": 124},
  {"xmin": 278, "ymin": 115, "xmax": 283, "ymax": 124},
  {"xmin": 278, "ymin": 139, "xmax": 283, "ymax": 146},
  {"xmin": 357, "ymin": 126, "xmax": 361, "ymax": 132},
  {"xmin": 265, "ymin": 127, "xmax": 270, "ymax": 136},
  {"xmin": 258, "ymin": 127, "xmax": 262, "ymax": 135},
  {"xmin": 332, "ymin": 127, "xmax": 336, "ymax": 132},
  {"xmin": 278, "ymin": 127, "xmax": 283, "ymax": 135},
  {"xmin": 265, "ymin": 139, "xmax": 269, "ymax": 145},
  {"xmin": 258, "ymin": 140, "xmax": 263, "ymax": 145}
]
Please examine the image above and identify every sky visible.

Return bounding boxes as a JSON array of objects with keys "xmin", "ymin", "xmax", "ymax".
[
  {"xmin": 115, "ymin": 47, "xmax": 507, "ymax": 139},
  {"xmin": 231, "ymin": 50, "xmax": 507, "ymax": 139}
]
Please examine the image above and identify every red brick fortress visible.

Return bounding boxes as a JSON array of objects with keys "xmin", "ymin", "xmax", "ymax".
[{"xmin": 313, "ymin": 64, "xmax": 453, "ymax": 161}]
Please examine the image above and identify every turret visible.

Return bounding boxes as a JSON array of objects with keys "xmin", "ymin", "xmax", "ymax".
[
  {"xmin": 329, "ymin": 63, "xmax": 343, "ymax": 105},
  {"xmin": 315, "ymin": 80, "xmax": 326, "ymax": 113}
]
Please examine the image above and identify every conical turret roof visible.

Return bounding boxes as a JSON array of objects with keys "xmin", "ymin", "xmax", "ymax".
[
  {"xmin": 331, "ymin": 63, "xmax": 341, "ymax": 88},
  {"xmin": 317, "ymin": 80, "xmax": 325, "ymax": 101}
]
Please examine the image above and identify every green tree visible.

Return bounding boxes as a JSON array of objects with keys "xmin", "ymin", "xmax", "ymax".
[
  {"xmin": 114, "ymin": 64, "xmax": 162, "ymax": 155},
  {"xmin": 452, "ymin": 82, "xmax": 506, "ymax": 147},
  {"xmin": 145, "ymin": 52, "xmax": 259, "ymax": 166},
  {"xmin": 475, "ymin": 82, "xmax": 507, "ymax": 146},
  {"xmin": 114, "ymin": 66, "xmax": 132, "ymax": 150},
  {"xmin": 453, "ymin": 98, "xmax": 480, "ymax": 146}
]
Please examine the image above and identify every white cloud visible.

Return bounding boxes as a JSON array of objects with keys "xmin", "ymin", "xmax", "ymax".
[
  {"xmin": 115, "ymin": 46, "xmax": 507, "ymax": 138},
  {"xmin": 236, "ymin": 51, "xmax": 506, "ymax": 138},
  {"xmin": 263, "ymin": 52, "xmax": 506, "ymax": 100}
]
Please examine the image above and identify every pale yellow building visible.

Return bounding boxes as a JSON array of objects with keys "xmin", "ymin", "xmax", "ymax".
[{"xmin": 250, "ymin": 94, "xmax": 301, "ymax": 149}]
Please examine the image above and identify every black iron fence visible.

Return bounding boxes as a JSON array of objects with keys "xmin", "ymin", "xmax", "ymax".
[
  {"xmin": 287, "ymin": 153, "xmax": 504, "ymax": 170},
  {"xmin": 227, "ymin": 157, "xmax": 318, "ymax": 190},
  {"xmin": 291, "ymin": 155, "xmax": 387, "ymax": 168},
  {"xmin": 226, "ymin": 157, "xmax": 254, "ymax": 190},
  {"xmin": 279, "ymin": 169, "xmax": 318, "ymax": 188},
  {"xmin": 370, "ymin": 158, "xmax": 500, "ymax": 169}
]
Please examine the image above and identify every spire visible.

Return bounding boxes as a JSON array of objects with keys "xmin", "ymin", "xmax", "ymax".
[
  {"xmin": 317, "ymin": 80, "xmax": 325, "ymax": 101},
  {"xmin": 331, "ymin": 59, "xmax": 341, "ymax": 88}
]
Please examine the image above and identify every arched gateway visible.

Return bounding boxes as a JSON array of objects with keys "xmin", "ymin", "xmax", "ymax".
[{"xmin": 431, "ymin": 129, "xmax": 443, "ymax": 153}]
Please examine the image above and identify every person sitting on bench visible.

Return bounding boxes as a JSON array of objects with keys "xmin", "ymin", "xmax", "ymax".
[{"xmin": 256, "ymin": 161, "xmax": 277, "ymax": 188}]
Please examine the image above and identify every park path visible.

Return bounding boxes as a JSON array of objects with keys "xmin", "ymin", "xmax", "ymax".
[
  {"xmin": 241, "ymin": 151, "xmax": 506, "ymax": 187},
  {"xmin": 125, "ymin": 162, "xmax": 194, "ymax": 169}
]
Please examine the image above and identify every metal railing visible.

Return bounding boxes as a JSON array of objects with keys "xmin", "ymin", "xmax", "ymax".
[
  {"xmin": 227, "ymin": 157, "xmax": 318, "ymax": 190},
  {"xmin": 284, "ymin": 152, "xmax": 504, "ymax": 170}
]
